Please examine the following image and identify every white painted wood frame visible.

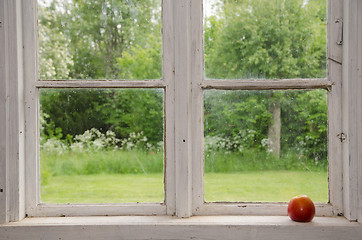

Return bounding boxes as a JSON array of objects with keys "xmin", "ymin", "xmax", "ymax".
[
  {"xmin": 341, "ymin": 0, "xmax": 362, "ymax": 222},
  {"xmin": 24, "ymin": 0, "xmax": 346, "ymax": 218},
  {"xmin": 327, "ymin": 0, "xmax": 344, "ymax": 217},
  {"xmin": 1, "ymin": 0, "xmax": 361, "ymax": 224},
  {"xmin": 2, "ymin": 216, "xmax": 362, "ymax": 240},
  {"xmin": 192, "ymin": 0, "xmax": 343, "ymax": 217},
  {"xmin": 357, "ymin": 0, "xmax": 362, "ymax": 224},
  {"xmin": 0, "ymin": 0, "xmax": 26, "ymax": 223},
  {"xmin": 24, "ymin": 0, "xmax": 174, "ymax": 217},
  {"xmin": 0, "ymin": 0, "xmax": 7, "ymax": 224}
]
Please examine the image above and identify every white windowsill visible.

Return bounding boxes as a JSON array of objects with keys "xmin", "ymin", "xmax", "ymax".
[{"xmin": 1, "ymin": 216, "xmax": 361, "ymax": 240}]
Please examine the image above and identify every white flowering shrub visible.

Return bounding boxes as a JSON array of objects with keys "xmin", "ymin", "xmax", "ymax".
[
  {"xmin": 41, "ymin": 128, "xmax": 163, "ymax": 154},
  {"xmin": 70, "ymin": 128, "xmax": 120, "ymax": 152},
  {"xmin": 120, "ymin": 131, "xmax": 148, "ymax": 151},
  {"xmin": 204, "ymin": 129, "xmax": 265, "ymax": 153},
  {"xmin": 41, "ymin": 138, "xmax": 68, "ymax": 155}
]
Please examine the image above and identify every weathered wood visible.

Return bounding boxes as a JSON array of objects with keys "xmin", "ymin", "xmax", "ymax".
[
  {"xmin": 1, "ymin": 216, "xmax": 362, "ymax": 240},
  {"xmin": 341, "ymin": 0, "xmax": 359, "ymax": 221},
  {"xmin": 327, "ymin": 0, "xmax": 344, "ymax": 217},
  {"xmin": 195, "ymin": 203, "xmax": 333, "ymax": 217},
  {"xmin": 190, "ymin": 0, "xmax": 204, "ymax": 215},
  {"xmin": 5, "ymin": 0, "xmax": 25, "ymax": 223},
  {"xmin": 23, "ymin": 0, "xmax": 41, "ymax": 216},
  {"xmin": 174, "ymin": 0, "xmax": 192, "ymax": 218},
  {"xmin": 358, "ymin": 0, "xmax": 362, "ymax": 224},
  {"xmin": 36, "ymin": 80, "xmax": 166, "ymax": 88},
  {"xmin": 163, "ymin": 0, "xmax": 176, "ymax": 216},
  {"xmin": 328, "ymin": 0, "xmax": 343, "ymax": 64},
  {"xmin": 201, "ymin": 78, "xmax": 332, "ymax": 90},
  {"xmin": 3, "ymin": 0, "xmax": 360, "ymax": 230},
  {"xmin": 27, "ymin": 204, "xmax": 166, "ymax": 217},
  {"xmin": 0, "ymin": 0, "xmax": 7, "ymax": 224}
]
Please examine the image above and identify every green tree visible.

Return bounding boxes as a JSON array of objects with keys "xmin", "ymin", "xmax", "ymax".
[
  {"xmin": 39, "ymin": 0, "xmax": 164, "ymax": 146},
  {"xmin": 98, "ymin": 89, "xmax": 164, "ymax": 144},
  {"xmin": 62, "ymin": 0, "xmax": 161, "ymax": 79},
  {"xmin": 204, "ymin": 0, "xmax": 327, "ymax": 162},
  {"xmin": 205, "ymin": 0, "xmax": 326, "ymax": 79},
  {"xmin": 38, "ymin": 0, "xmax": 73, "ymax": 79}
]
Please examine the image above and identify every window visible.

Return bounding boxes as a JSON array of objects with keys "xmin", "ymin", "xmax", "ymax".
[
  {"xmin": 202, "ymin": 0, "xmax": 329, "ymax": 205},
  {"xmin": 25, "ymin": 0, "xmax": 343, "ymax": 218},
  {"xmin": 1, "ymin": 0, "xmax": 362, "ymax": 226},
  {"xmin": 37, "ymin": 0, "xmax": 165, "ymax": 205}
]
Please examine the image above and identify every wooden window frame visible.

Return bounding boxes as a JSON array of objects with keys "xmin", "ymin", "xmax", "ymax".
[{"xmin": 1, "ymin": 0, "xmax": 362, "ymax": 223}]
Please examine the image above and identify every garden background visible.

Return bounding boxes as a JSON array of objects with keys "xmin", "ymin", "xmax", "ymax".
[{"xmin": 39, "ymin": 0, "xmax": 328, "ymax": 203}]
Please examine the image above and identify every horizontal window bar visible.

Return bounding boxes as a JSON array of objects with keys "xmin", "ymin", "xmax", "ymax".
[
  {"xmin": 36, "ymin": 80, "xmax": 166, "ymax": 89},
  {"xmin": 201, "ymin": 78, "xmax": 332, "ymax": 90},
  {"xmin": 195, "ymin": 203, "xmax": 333, "ymax": 217},
  {"xmin": 28, "ymin": 203, "xmax": 166, "ymax": 217}
]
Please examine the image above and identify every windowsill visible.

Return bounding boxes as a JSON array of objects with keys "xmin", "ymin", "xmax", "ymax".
[{"xmin": 1, "ymin": 216, "xmax": 361, "ymax": 240}]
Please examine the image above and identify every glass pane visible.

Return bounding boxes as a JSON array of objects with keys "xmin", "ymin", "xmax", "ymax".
[
  {"xmin": 204, "ymin": 89, "xmax": 328, "ymax": 203},
  {"xmin": 40, "ymin": 88, "xmax": 164, "ymax": 203},
  {"xmin": 204, "ymin": 0, "xmax": 327, "ymax": 79},
  {"xmin": 38, "ymin": 0, "xmax": 162, "ymax": 80}
]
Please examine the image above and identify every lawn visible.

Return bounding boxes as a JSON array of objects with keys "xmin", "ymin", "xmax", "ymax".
[
  {"xmin": 41, "ymin": 171, "xmax": 328, "ymax": 204},
  {"xmin": 205, "ymin": 171, "xmax": 328, "ymax": 203}
]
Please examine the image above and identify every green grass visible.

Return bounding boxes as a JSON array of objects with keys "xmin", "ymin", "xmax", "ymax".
[
  {"xmin": 41, "ymin": 171, "xmax": 328, "ymax": 204},
  {"xmin": 40, "ymin": 150, "xmax": 163, "ymax": 178},
  {"xmin": 205, "ymin": 171, "xmax": 328, "ymax": 203},
  {"xmin": 205, "ymin": 150, "xmax": 327, "ymax": 172},
  {"xmin": 41, "ymin": 149, "xmax": 327, "ymax": 179},
  {"xmin": 41, "ymin": 173, "xmax": 164, "ymax": 203},
  {"xmin": 40, "ymin": 149, "xmax": 328, "ymax": 203}
]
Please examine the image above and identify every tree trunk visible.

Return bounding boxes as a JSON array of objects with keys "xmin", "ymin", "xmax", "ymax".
[{"xmin": 268, "ymin": 99, "xmax": 281, "ymax": 158}]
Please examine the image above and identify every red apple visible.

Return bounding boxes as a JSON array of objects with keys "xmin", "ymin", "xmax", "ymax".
[{"xmin": 288, "ymin": 195, "xmax": 315, "ymax": 222}]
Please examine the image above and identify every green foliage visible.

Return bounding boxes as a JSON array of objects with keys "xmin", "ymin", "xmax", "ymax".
[
  {"xmin": 41, "ymin": 150, "xmax": 164, "ymax": 176},
  {"xmin": 205, "ymin": 90, "xmax": 272, "ymax": 150},
  {"xmin": 39, "ymin": 0, "xmax": 164, "ymax": 150},
  {"xmin": 204, "ymin": 90, "xmax": 328, "ymax": 164},
  {"xmin": 40, "ymin": 89, "xmax": 108, "ymax": 137},
  {"xmin": 40, "ymin": 111, "xmax": 64, "ymax": 142},
  {"xmin": 40, "ymin": 89, "xmax": 164, "ymax": 145},
  {"xmin": 205, "ymin": 150, "xmax": 327, "ymax": 173},
  {"xmin": 38, "ymin": 0, "xmax": 73, "ymax": 79},
  {"xmin": 280, "ymin": 89, "xmax": 328, "ymax": 162},
  {"xmin": 40, "ymin": 127, "xmax": 164, "ymax": 183},
  {"xmin": 38, "ymin": 0, "xmax": 161, "ymax": 80},
  {"xmin": 39, "ymin": 0, "xmax": 328, "ymax": 169},
  {"xmin": 203, "ymin": 0, "xmax": 328, "ymax": 164},
  {"xmin": 97, "ymin": 89, "xmax": 164, "ymax": 144},
  {"xmin": 205, "ymin": 0, "xmax": 327, "ymax": 79},
  {"xmin": 118, "ymin": 34, "xmax": 162, "ymax": 79}
]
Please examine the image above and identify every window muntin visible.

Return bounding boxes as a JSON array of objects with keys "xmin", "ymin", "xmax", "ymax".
[{"xmin": 204, "ymin": 89, "xmax": 328, "ymax": 203}]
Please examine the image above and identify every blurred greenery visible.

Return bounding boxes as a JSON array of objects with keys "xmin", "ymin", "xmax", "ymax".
[
  {"xmin": 204, "ymin": 89, "xmax": 328, "ymax": 166},
  {"xmin": 205, "ymin": 171, "xmax": 328, "ymax": 203},
  {"xmin": 41, "ymin": 171, "xmax": 328, "ymax": 203},
  {"xmin": 38, "ymin": 0, "xmax": 329, "ymax": 203},
  {"xmin": 41, "ymin": 173, "xmax": 164, "ymax": 203},
  {"xmin": 205, "ymin": 0, "xmax": 326, "ymax": 79},
  {"xmin": 41, "ymin": 150, "xmax": 164, "ymax": 177}
]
